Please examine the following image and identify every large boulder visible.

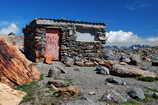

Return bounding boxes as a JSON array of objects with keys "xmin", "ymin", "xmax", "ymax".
[
  {"xmin": 111, "ymin": 64, "xmax": 158, "ymax": 78},
  {"xmin": 0, "ymin": 39, "xmax": 40, "ymax": 88},
  {"xmin": 47, "ymin": 66, "xmax": 61, "ymax": 79},
  {"xmin": 0, "ymin": 82, "xmax": 26, "ymax": 105}
]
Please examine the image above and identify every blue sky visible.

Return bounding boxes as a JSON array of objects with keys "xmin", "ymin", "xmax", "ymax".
[{"xmin": 0, "ymin": 0, "xmax": 158, "ymax": 46}]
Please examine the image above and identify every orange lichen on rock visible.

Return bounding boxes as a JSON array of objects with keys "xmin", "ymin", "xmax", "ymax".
[{"xmin": 0, "ymin": 39, "xmax": 40, "ymax": 88}]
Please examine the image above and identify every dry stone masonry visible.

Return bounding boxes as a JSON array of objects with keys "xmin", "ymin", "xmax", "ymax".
[{"xmin": 23, "ymin": 18, "xmax": 107, "ymax": 65}]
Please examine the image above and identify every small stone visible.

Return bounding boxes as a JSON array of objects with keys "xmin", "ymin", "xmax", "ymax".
[
  {"xmin": 47, "ymin": 80, "xmax": 65, "ymax": 87},
  {"xmin": 106, "ymin": 77, "xmax": 126, "ymax": 85},
  {"xmin": 73, "ymin": 68, "xmax": 80, "ymax": 71},
  {"xmin": 62, "ymin": 96, "xmax": 104, "ymax": 105},
  {"xmin": 140, "ymin": 66, "xmax": 148, "ymax": 70},
  {"xmin": 153, "ymin": 92, "xmax": 158, "ymax": 98},
  {"xmin": 84, "ymin": 61, "xmax": 96, "ymax": 67},
  {"xmin": 96, "ymin": 65, "xmax": 110, "ymax": 75},
  {"xmin": 63, "ymin": 57, "xmax": 74, "ymax": 67},
  {"xmin": 127, "ymin": 88, "xmax": 145, "ymax": 100},
  {"xmin": 88, "ymin": 91, "xmax": 96, "ymax": 95},
  {"xmin": 100, "ymin": 90, "xmax": 127, "ymax": 104},
  {"xmin": 120, "ymin": 62, "xmax": 127, "ymax": 65},
  {"xmin": 75, "ymin": 60, "xmax": 85, "ymax": 66},
  {"xmin": 47, "ymin": 69, "xmax": 53, "ymax": 77},
  {"xmin": 145, "ymin": 91, "xmax": 154, "ymax": 97},
  {"xmin": 120, "ymin": 56, "xmax": 131, "ymax": 63}
]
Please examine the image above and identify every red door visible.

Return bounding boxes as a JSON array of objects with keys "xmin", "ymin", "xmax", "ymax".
[{"xmin": 45, "ymin": 29, "xmax": 60, "ymax": 63}]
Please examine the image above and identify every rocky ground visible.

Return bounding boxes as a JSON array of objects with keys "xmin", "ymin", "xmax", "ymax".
[
  {"xmin": 0, "ymin": 35, "xmax": 158, "ymax": 105},
  {"xmin": 19, "ymin": 60, "xmax": 158, "ymax": 105}
]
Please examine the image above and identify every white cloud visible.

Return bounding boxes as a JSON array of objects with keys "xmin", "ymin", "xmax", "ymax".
[
  {"xmin": 0, "ymin": 22, "xmax": 19, "ymax": 35},
  {"xmin": 145, "ymin": 37, "xmax": 158, "ymax": 46},
  {"xmin": 106, "ymin": 30, "xmax": 158, "ymax": 46}
]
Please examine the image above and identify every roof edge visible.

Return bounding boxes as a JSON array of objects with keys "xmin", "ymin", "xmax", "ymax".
[{"xmin": 32, "ymin": 18, "xmax": 106, "ymax": 26}]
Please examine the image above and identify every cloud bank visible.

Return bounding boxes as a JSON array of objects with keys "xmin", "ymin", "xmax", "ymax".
[
  {"xmin": 106, "ymin": 30, "xmax": 158, "ymax": 46},
  {"xmin": 0, "ymin": 22, "xmax": 19, "ymax": 35}
]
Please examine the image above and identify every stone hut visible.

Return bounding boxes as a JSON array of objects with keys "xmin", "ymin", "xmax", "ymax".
[{"xmin": 23, "ymin": 18, "xmax": 107, "ymax": 65}]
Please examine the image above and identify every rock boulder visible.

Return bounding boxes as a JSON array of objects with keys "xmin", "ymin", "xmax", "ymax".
[
  {"xmin": 111, "ymin": 64, "xmax": 158, "ymax": 78},
  {"xmin": 0, "ymin": 39, "xmax": 40, "ymax": 88},
  {"xmin": 63, "ymin": 57, "xmax": 74, "ymax": 67},
  {"xmin": 127, "ymin": 88, "xmax": 145, "ymax": 100},
  {"xmin": 129, "ymin": 54, "xmax": 142, "ymax": 65}
]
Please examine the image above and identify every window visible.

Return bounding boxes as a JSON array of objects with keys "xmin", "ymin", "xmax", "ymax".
[{"xmin": 76, "ymin": 28, "xmax": 97, "ymax": 42}]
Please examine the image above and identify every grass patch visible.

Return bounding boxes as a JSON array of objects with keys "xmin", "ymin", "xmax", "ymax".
[
  {"xmin": 40, "ymin": 73, "xmax": 45, "ymax": 80},
  {"xmin": 16, "ymin": 74, "xmax": 77, "ymax": 104},
  {"xmin": 16, "ymin": 74, "xmax": 45, "ymax": 102},
  {"xmin": 146, "ymin": 88, "xmax": 158, "ymax": 99},
  {"xmin": 16, "ymin": 81, "xmax": 39, "ymax": 102},
  {"xmin": 137, "ymin": 77, "xmax": 158, "ymax": 82},
  {"xmin": 121, "ymin": 100, "xmax": 140, "ymax": 105},
  {"xmin": 63, "ymin": 79, "xmax": 74, "ymax": 87},
  {"xmin": 16, "ymin": 73, "xmax": 79, "ymax": 104},
  {"xmin": 147, "ymin": 88, "xmax": 158, "ymax": 92}
]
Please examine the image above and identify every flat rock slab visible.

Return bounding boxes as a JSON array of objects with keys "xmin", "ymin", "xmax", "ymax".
[
  {"xmin": 111, "ymin": 64, "xmax": 158, "ymax": 78},
  {"xmin": 0, "ymin": 82, "xmax": 26, "ymax": 105}
]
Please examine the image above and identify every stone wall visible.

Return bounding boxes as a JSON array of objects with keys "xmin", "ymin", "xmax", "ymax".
[{"xmin": 23, "ymin": 19, "xmax": 106, "ymax": 66}]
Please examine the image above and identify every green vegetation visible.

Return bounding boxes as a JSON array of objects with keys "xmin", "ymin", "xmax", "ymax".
[
  {"xmin": 16, "ymin": 81, "xmax": 39, "ymax": 102},
  {"xmin": 16, "ymin": 74, "xmax": 45, "ymax": 102},
  {"xmin": 137, "ymin": 77, "xmax": 158, "ymax": 82},
  {"xmin": 147, "ymin": 88, "xmax": 158, "ymax": 92},
  {"xmin": 121, "ymin": 100, "xmax": 140, "ymax": 105},
  {"xmin": 15, "ymin": 74, "xmax": 76, "ymax": 104},
  {"xmin": 63, "ymin": 79, "xmax": 74, "ymax": 87},
  {"xmin": 40, "ymin": 73, "xmax": 45, "ymax": 80}
]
